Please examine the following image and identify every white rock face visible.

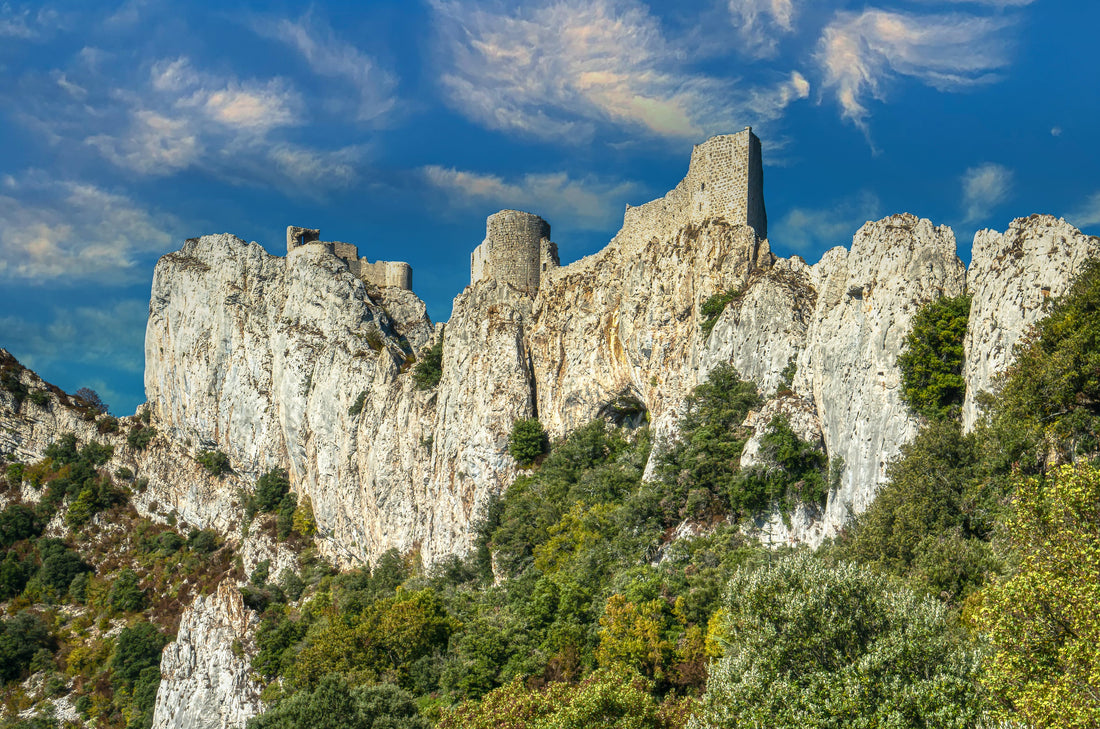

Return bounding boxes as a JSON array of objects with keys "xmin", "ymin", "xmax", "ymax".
[
  {"xmin": 961, "ymin": 215, "xmax": 1100, "ymax": 430},
  {"xmin": 152, "ymin": 582, "xmax": 263, "ymax": 729},
  {"xmin": 794, "ymin": 214, "xmax": 967, "ymax": 537}
]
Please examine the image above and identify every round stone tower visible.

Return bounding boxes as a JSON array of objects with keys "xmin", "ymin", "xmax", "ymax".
[{"xmin": 484, "ymin": 210, "xmax": 550, "ymax": 295}]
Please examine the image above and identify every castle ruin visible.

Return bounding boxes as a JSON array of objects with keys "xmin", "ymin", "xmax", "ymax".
[
  {"xmin": 287, "ymin": 226, "xmax": 412, "ymax": 290},
  {"xmin": 470, "ymin": 210, "xmax": 559, "ymax": 296},
  {"xmin": 617, "ymin": 128, "xmax": 767, "ymax": 248}
]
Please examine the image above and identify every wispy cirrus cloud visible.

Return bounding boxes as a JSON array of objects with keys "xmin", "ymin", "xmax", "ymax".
[
  {"xmin": 430, "ymin": 0, "xmax": 808, "ymax": 142},
  {"xmin": 252, "ymin": 12, "xmax": 398, "ymax": 124},
  {"xmin": 1067, "ymin": 191, "xmax": 1100, "ymax": 231},
  {"xmin": 0, "ymin": 172, "xmax": 179, "ymax": 283},
  {"xmin": 815, "ymin": 9, "xmax": 1014, "ymax": 135},
  {"xmin": 962, "ymin": 163, "xmax": 1013, "ymax": 223},
  {"xmin": 771, "ymin": 190, "xmax": 881, "ymax": 252},
  {"xmin": 728, "ymin": 0, "xmax": 797, "ymax": 58},
  {"xmin": 423, "ymin": 166, "xmax": 639, "ymax": 231}
]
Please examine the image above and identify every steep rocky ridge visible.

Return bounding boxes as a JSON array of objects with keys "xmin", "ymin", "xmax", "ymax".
[{"xmin": 962, "ymin": 215, "xmax": 1100, "ymax": 430}]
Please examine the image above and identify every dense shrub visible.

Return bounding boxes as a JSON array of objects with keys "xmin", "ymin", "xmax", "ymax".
[
  {"xmin": 109, "ymin": 569, "xmax": 147, "ymax": 613},
  {"xmin": 692, "ymin": 552, "xmax": 983, "ymax": 728},
  {"xmin": 255, "ymin": 469, "xmax": 291, "ymax": 513},
  {"xmin": 731, "ymin": 415, "xmax": 828, "ymax": 516},
  {"xmin": 508, "ymin": 418, "xmax": 549, "ymax": 467},
  {"xmin": 0, "ymin": 503, "xmax": 43, "ymax": 548},
  {"xmin": 249, "ymin": 674, "xmax": 427, "ymax": 729},
  {"xmin": 37, "ymin": 538, "xmax": 92, "ymax": 597},
  {"xmin": 412, "ymin": 339, "xmax": 444, "ymax": 390},
  {"xmin": 197, "ymin": 449, "xmax": 231, "ymax": 476},
  {"xmin": 897, "ymin": 294, "xmax": 971, "ymax": 420},
  {"xmin": 127, "ymin": 426, "xmax": 157, "ymax": 451},
  {"xmin": 0, "ymin": 612, "xmax": 55, "ymax": 683}
]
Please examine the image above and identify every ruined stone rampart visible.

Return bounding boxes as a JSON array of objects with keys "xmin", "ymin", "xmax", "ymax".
[
  {"xmin": 470, "ymin": 210, "xmax": 558, "ymax": 296},
  {"xmin": 616, "ymin": 128, "xmax": 766, "ymax": 249},
  {"xmin": 285, "ymin": 226, "xmax": 412, "ymax": 291}
]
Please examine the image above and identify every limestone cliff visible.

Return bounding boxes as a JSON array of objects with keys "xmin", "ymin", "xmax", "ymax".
[{"xmin": 152, "ymin": 582, "xmax": 263, "ymax": 729}]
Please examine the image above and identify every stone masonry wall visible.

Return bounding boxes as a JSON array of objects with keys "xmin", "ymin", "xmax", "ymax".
[
  {"xmin": 471, "ymin": 210, "xmax": 552, "ymax": 296},
  {"xmin": 615, "ymin": 128, "xmax": 766, "ymax": 249}
]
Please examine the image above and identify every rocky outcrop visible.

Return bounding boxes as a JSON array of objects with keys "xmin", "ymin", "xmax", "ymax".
[
  {"xmin": 793, "ymin": 214, "xmax": 966, "ymax": 536},
  {"xmin": 961, "ymin": 215, "xmax": 1100, "ymax": 430},
  {"xmin": 152, "ymin": 582, "xmax": 264, "ymax": 729}
]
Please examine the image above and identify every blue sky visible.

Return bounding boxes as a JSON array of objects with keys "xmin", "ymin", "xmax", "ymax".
[{"xmin": 1, "ymin": 0, "xmax": 1097, "ymax": 415}]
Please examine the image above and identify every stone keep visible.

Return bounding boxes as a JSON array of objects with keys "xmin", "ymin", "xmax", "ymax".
[
  {"xmin": 618, "ymin": 127, "xmax": 767, "ymax": 247},
  {"xmin": 286, "ymin": 226, "xmax": 412, "ymax": 290},
  {"xmin": 470, "ymin": 210, "xmax": 560, "ymax": 296}
]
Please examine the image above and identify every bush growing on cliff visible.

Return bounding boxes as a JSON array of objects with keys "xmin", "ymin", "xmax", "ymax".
[
  {"xmin": 255, "ymin": 469, "xmax": 291, "ymax": 513},
  {"xmin": 508, "ymin": 418, "xmax": 548, "ymax": 467},
  {"xmin": 197, "ymin": 449, "xmax": 231, "ymax": 476},
  {"xmin": 897, "ymin": 294, "xmax": 971, "ymax": 420},
  {"xmin": 413, "ymin": 339, "xmax": 444, "ymax": 390},
  {"xmin": 127, "ymin": 425, "xmax": 157, "ymax": 451},
  {"xmin": 699, "ymin": 287, "xmax": 742, "ymax": 338}
]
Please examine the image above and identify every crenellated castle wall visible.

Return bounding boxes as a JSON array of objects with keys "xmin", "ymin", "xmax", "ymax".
[{"xmin": 285, "ymin": 226, "xmax": 412, "ymax": 291}]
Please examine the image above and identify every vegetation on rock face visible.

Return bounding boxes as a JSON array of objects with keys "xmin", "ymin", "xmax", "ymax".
[
  {"xmin": 508, "ymin": 418, "xmax": 549, "ymax": 467},
  {"xmin": 0, "ymin": 430, "xmax": 236, "ymax": 729},
  {"xmin": 197, "ymin": 449, "xmax": 231, "ymax": 476},
  {"xmin": 897, "ymin": 293, "xmax": 971, "ymax": 420},
  {"xmin": 413, "ymin": 339, "xmax": 444, "ymax": 390},
  {"xmin": 699, "ymin": 287, "xmax": 742, "ymax": 338}
]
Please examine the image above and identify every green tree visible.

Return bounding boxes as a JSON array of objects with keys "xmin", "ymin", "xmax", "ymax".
[
  {"xmin": 509, "ymin": 418, "xmax": 549, "ymax": 467},
  {"xmin": 897, "ymin": 294, "xmax": 971, "ymax": 420},
  {"xmin": 0, "ymin": 612, "xmax": 55, "ymax": 683},
  {"xmin": 249, "ymin": 674, "xmax": 427, "ymax": 729},
  {"xmin": 108, "ymin": 569, "xmax": 147, "ymax": 613},
  {"xmin": 975, "ymin": 461, "xmax": 1100, "ymax": 728},
  {"xmin": 197, "ymin": 450, "xmax": 231, "ymax": 476},
  {"xmin": 111, "ymin": 622, "xmax": 166, "ymax": 692},
  {"xmin": 692, "ymin": 552, "xmax": 983, "ymax": 729}
]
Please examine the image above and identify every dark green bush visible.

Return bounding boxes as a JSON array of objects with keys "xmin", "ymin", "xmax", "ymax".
[
  {"xmin": 897, "ymin": 294, "xmax": 971, "ymax": 420},
  {"xmin": 28, "ymin": 390, "xmax": 50, "ymax": 407},
  {"xmin": 37, "ymin": 538, "xmax": 92, "ymax": 596},
  {"xmin": 0, "ymin": 612, "xmax": 55, "ymax": 683},
  {"xmin": 197, "ymin": 450, "xmax": 231, "ymax": 476},
  {"xmin": 96, "ymin": 415, "xmax": 119, "ymax": 434},
  {"xmin": 108, "ymin": 569, "xmax": 146, "ymax": 613},
  {"xmin": 413, "ymin": 339, "xmax": 444, "ymax": 390},
  {"xmin": 508, "ymin": 418, "xmax": 548, "ymax": 467},
  {"xmin": 188, "ymin": 528, "xmax": 220, "ymax": 554},
  {"xmin": 127, "ymin": 426, "xmax": 157, "ymax": 451},
  {"xmin": 700, "ymin": 286, "xmax": 743, "ymax": 337},
  {"xmin": 111, "ymin": 621, "xmax": 166, "ymax": 691},
  {"xmin": 0, "ymin": 503, "xmax": 43, "ymax": 548},
  {"xmin": 255, "ymin": 469, "xmax": 291, "ymax": 513},
  {"xmin": 348, "ymin": 391, "xmax": 367, "ymax": 416}
]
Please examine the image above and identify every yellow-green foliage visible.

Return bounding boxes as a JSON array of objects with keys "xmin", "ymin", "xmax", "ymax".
[{"xmin": 975, "ymin": 461, "xmax": 1100, "ymax": 728}]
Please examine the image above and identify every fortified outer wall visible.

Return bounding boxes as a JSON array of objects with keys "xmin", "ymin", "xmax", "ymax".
[
  {"xmin": 470, "ymin": 210, "xmax": 558, "ymax": 296},
  {"xmin": 285, "ymin": 226, "xmax": 412, "ymax": 290},
  {"xmin": 615, "ymin": 128, "xmax": 766, "ymax": 249}
]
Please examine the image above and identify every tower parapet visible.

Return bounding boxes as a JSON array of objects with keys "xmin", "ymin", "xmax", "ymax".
[
  {"xmin": 470, "ymin": 210, "xmax": 558, "ymax": 296},
  {"xmin": 285, "ymin": 226, "xmax": 412, "ymax": 291}
]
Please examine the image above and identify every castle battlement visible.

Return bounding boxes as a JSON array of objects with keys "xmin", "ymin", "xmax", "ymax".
[
  {"xmin": 470, "ymin": 210, "xmax": 559, "ymax": 296},
  {"xmin": 286, "ymin": 226, "xmax": 412, "ymax": 291}
]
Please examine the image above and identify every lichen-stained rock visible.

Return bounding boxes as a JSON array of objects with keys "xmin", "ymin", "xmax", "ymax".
[
  {"xmin": 961, "ymin": 215, "xmax": 1100, "ymax": 430},
  {"xmin": 794, "ymin": 214, "xmax": 967, "ymax": 537},
  {"xmin": 152, "ymin": 582, "xmax": 263, "ymax": 729}
]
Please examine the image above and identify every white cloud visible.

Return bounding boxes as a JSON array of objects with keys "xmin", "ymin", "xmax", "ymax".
[
  {"xmin": 0, "ymin": 173, "xmax": 178, "ymax": 282},
  {"xmin": 1068, "ymin": 191, "xmax": 1100, "ymax": 230},
  {"xmin": 255, "ymin": 14, "xmax": 398, "ymax": 124},
  {"xmin": 423, "ymin": 165, "xmax": 639, "ymax": 231},
  {"xmin": 430, "ymin": 0, "xmax": 809, "ymax": 142},
  {"xmin": 87, "ymin": 110, "xmax": 202, "ymax": 175},
  {"xmin": 815, "ymin": 9, "xmax": 1013, "ymax": 134},
  {"xmin": 961, "ymin": 163, "xmax": 1013, "ymax": 223},
  {"xmin": 728, "ymin": 0, "xmax": 796, "ymax": 58},
  {"xmin": 771, "ymin": 190, "xmax": 881, "ymax": 252}
]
